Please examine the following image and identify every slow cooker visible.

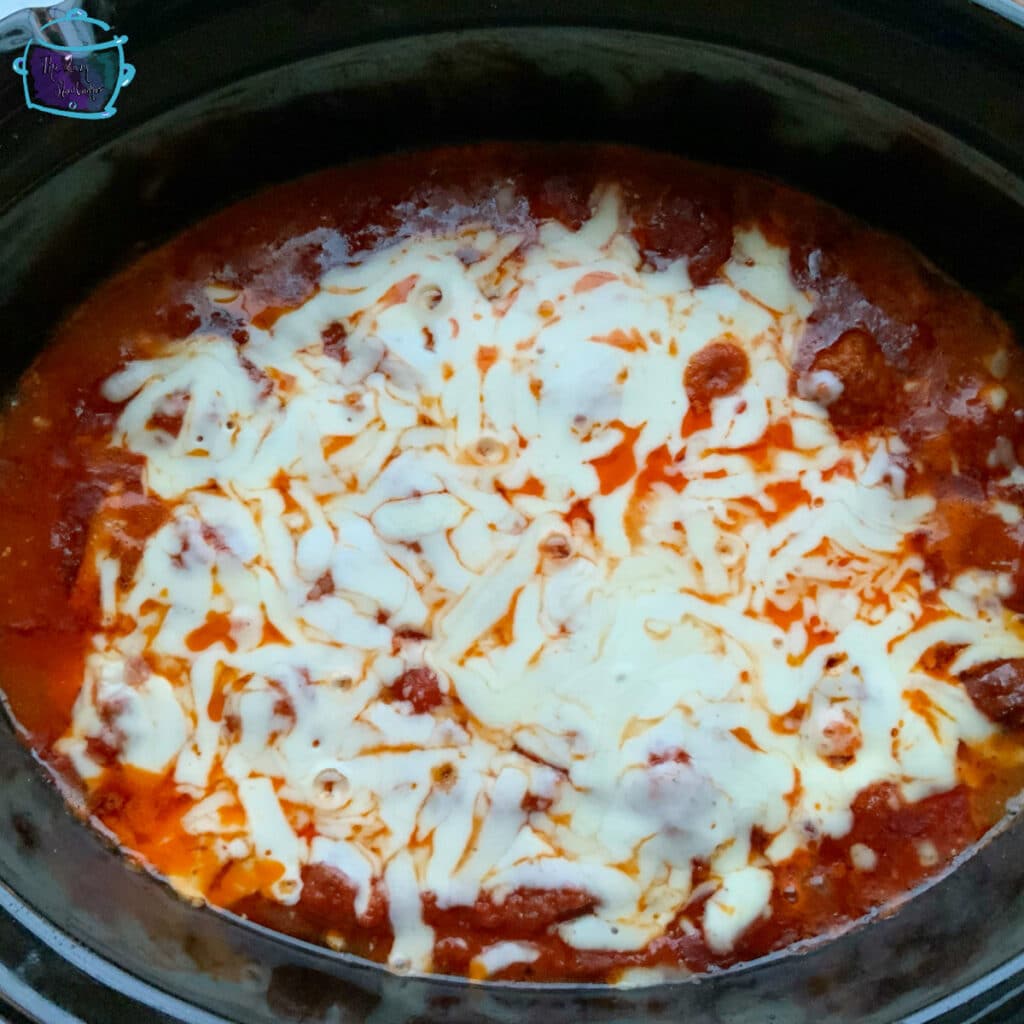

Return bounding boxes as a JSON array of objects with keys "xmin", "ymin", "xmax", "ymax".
[{"xmin": 2, "ymin": 2, "xmax": 1024, "ymax": 1020}]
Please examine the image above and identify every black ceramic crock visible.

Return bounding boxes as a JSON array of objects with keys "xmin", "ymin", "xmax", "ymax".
[{"xmin": 2, "ymin": 2, "xmax": 1024, "ymax": 1021}]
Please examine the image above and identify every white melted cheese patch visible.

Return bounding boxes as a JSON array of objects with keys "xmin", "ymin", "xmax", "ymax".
[{"xmin": 58, "ymin": 188, "xmax": 1022, "ymax": 977}]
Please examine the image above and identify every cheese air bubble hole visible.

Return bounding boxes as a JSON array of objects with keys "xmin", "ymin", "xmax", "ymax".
[
  {"xmin": 420, "ymin": 285, "xmax": 444, "ymax": 311},
  {"xmin": 472, "ymin": 437, "xmax": 508, "ymax": 464},
  {"xmin": 314, "ymin": 769, "xmax": 350, "ymax": 809},
  {"xmin": 540, "ymin": 533, "xmax": 572, "ymax": 560}
]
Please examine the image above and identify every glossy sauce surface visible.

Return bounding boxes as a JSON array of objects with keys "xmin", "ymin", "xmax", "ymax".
[{"xmin": 2, "ymin": 145, "xmax": 1024, "ymax": 982}]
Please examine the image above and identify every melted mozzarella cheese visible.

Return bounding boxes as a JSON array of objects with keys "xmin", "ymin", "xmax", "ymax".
[{"xmin": 58, "ymin": 188, "xmax": 1022, "ymax": 976}]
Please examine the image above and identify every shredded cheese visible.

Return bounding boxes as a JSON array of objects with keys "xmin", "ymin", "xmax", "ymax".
[{"xmin": 57, "ymin": 188, "xmax": 1021, "ymax": 974}]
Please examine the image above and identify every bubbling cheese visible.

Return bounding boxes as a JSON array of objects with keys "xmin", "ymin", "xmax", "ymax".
[{"xmin": 58, "ymin": 188, "xmax": 1021, "ymax": 975}]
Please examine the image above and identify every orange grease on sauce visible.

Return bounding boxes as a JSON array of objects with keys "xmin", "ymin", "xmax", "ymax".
[
  {"xmin": 476, "ymin": 345, "xmax": 499, "ymax": 375},
  {"xmin": 185, "ymin": 612, "xmax": 237, "ymax": 653},
  {"xmin": 589, "ymin": 421, "xmax": 644, "ymax": 495}
]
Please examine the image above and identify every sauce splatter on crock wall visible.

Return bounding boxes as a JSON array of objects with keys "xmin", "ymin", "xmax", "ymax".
[{"xmin": 2, "ymin": 145, "xmax": 1024, "ymax": 983}]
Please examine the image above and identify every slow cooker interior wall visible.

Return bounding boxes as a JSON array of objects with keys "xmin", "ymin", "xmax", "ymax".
[
  {"xmin": 2, "ymin": 20, "xmax": 1024, "ymax": 1024},
  {"xmin": 2, "ymin": 23, "xmax": 1023, "ymax": 382}
]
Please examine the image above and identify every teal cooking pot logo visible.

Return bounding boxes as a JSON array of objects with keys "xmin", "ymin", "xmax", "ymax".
[{"xmin": 11, "ymin": 8, "xmax": 133, "ymax": 119}]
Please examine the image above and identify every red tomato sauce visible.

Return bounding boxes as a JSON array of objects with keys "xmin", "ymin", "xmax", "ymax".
[{"xmin": 1, "ymin": 144, "xmax": 1023, "ymax": 982}]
